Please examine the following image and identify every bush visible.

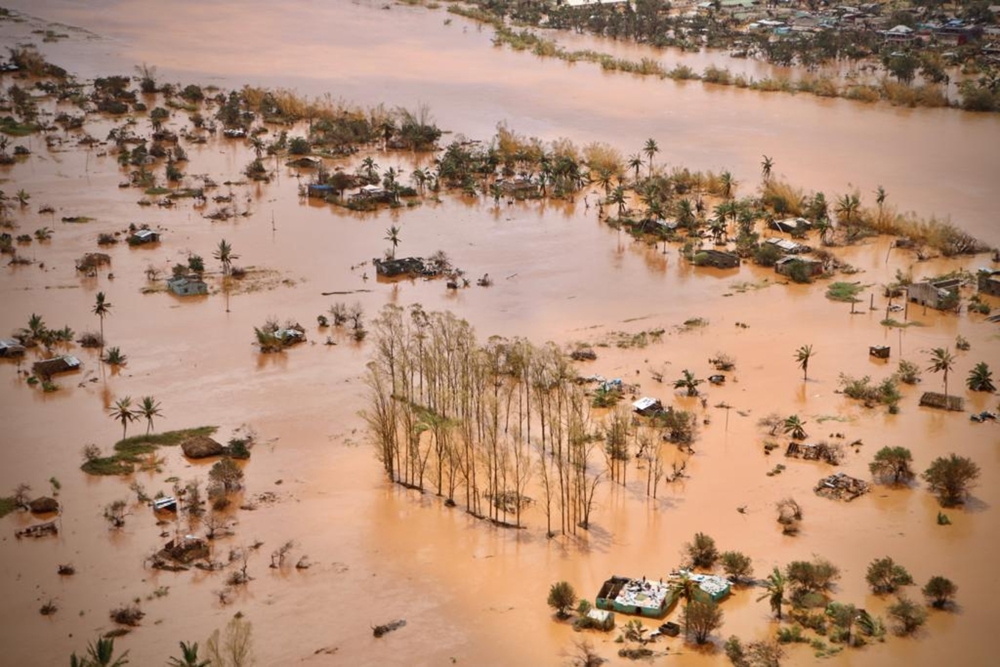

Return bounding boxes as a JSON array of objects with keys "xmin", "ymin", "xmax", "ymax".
[
  {"xmin": 686, "ymin": 532, "xmax": 718, "ymax": 569},
  {"xmin": 682, "ymin": 598, "xmax": 723, "ymax": 644},
  {"xmin": 752, "ymin": 243, "xmax": 782, "ymax": 267},
  {"xmin": 288, "ymin": 136, "xmax": 310, "ymax": 155},
  {"xmin": 923, "ymin": 454, "xmax": 980, "ymax": 507},
  {"xmin": 547, "ymin": 581, "xmax": 576, "ymax": 618},
  {"xmin": 786, "ymin": 559, "xmax": 839, "ymax": 595},
  {"xmin": 720, "ymin": 551, "xmax": 753, "ymax": 584},
  {"xmin": 922, "ymin": 576, "xmax": 956, "ymax": 609},
  {"xmin": 866, "ymin": 557, "xmax": 914, "ymax": 594},
  {"xmin": 887, "ymin": 595, "xmax": 926, "ymax": 635},
  {"xmin": 869, "ymin": 446, "xmax": 914, "ymax": 485}
]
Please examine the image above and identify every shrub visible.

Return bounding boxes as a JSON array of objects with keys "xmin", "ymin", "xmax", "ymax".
[
  {"xmin": 752, "ymin": 243, "xmax": 782, "ymax": 267},
  {"xmin": 869, "ymin": 446, "xmax": 914, "ymax": 485},
  {"xmin": 887, "ymin": 595, "xmax": 926, "ymax": 635},
  {"xmin": 896, "ymin": 359, "xmax": 921, "ymax": 384},
  {"xmin": 866, "ymin": 557, "xmax": 914, "ymax": 594},
  {"xmin": 686, "ymin": 532, "xmax": 718, "ymax": 569},
  {"xmin": 547, "ymin": 581, "xmax": 576, "ymax": 618},
  {"xmin": 720, "ymin": 551, "xmax": 753, "ymax": 584},
  {"xmin": 922, "ymin": 576, "xmax": 957, "ymax": 609},
  {"xmin": 786, "ymin": 559, "xmax": 839, "ymax": 595},
  {"xmin": 682, "ymin": 598, "xmax": 723, "ymax": 644},
  {"xmin": 923, "ymin": 454, "xmax": 980, "ymax": 507}
]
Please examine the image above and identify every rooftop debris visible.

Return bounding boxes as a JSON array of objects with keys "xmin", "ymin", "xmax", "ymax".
[
  {"xmin": 16, "ymin": 521, "xmax": 58, "ymax": 539},
  {"xmin": 156, "ymin": 535, "xmax": 209, "ymax": 565},
  {"xmin": 373, "ymin": 619, "xmax": 406, "ymax": 638},
  {"xmin": 815, "ymin": 472, "xmax": 870, "ymax": 501},
  {"xmin": 869, "ymin": 345, "xmax": 890, "ymax": 359},
  {"xmin": 919, "ymin": 392, "xmax": 965, "ymax": 412},
  {"xmin": 372, "ymin": 256, "xmax": 449, "ymax": 279},
  {"xmin": 785, "ymin": 442, "xmax": 844, "ymax": 465},
  {"xmin": 0, "ymin": 338, "xmax": 26, "ymax": 357}
]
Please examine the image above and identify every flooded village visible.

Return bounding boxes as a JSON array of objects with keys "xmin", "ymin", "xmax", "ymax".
[{"xmin": 0, "ymin": 1, "xmax": 998, "ymax": 666}]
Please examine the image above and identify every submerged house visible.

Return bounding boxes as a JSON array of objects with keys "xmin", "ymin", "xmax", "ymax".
[
  {"xmin": 129, "ymin": 228, "xmax": 160, "ymax": 245},
  {"xmin": 596, "ymin": 576, "xmax": 676, "ymax": 619},
  {"xmin": 764, "ymin": 237, "xmax": 810, "ymax": 254},
  {"xmin": 906, "ymin": 278, "xmax": 961, "ymax": 310},
  {"xmin": 977, "ymin": 269, "xmax": 1000, "ymax": 297},
  {"xmin": 632, "ymin": 397, "xmax": 663, "ymax": 416},
  {"xmin": 32, "ymin": 355, "xmax": 81, "ymax": 378},
  {"xmin": 0, "ymin": 338, "xmax": 26, "ymax": 357},
  {"xmin": 692, "ymin": 249, "xmax": 740, "ymax": 269},
  {"xmin": 769, "ymin": 217, "xmax": 813, "ymax": 235},
  {"xmin": 167, "ymin": 275, "xmax": 208, "ymax": 296},
  {"xmin": 775, "ymin": 256, "xmax": 824, "ymax": 278}
]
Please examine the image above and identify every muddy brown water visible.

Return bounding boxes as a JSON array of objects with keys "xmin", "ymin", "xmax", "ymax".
[{"xmin": 0, "ymin": 2, "xmax": 998, "ymax": 666}]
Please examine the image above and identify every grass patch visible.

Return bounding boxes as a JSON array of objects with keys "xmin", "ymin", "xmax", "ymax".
[
  {"xmin": 0, "ymin": 496, "xmax": 19, "ymax": 518},
  {"xmin": 815, "ymin": 414, "xmax": 855, "ymax": 424},
  {"xmin": 880, "ymin": 318, "xmax": 925, "ymax": 328},
  {"xmin": 825, "ymin": 282, "xmax": 868, "ymax": 302},
  {"xmin": 0, "ymin": 116, "xmax": 42, "ymax": 136},
  {"xmin": 144, "ymin": 187, "xmax": 171, "ymax": 196},
  {"xmin": 729, "ymin": 279, "xmax": 772, "ymax": 293},
  {"xmin": 82, "ymin": 426, "xmax": 217, "ymax": 476}
]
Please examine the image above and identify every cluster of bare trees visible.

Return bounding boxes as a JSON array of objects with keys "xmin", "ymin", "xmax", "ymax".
[{"xmin": 364, "ymin": 304, "xmax": 608, "ymax": 535}]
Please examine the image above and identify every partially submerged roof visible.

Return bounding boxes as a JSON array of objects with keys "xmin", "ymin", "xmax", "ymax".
[{"xmin": 632, "ymin": 397, "xmax": 661, "ymax": 412}]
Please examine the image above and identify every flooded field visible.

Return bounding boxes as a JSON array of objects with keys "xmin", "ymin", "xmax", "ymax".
[{"xmin": 0, "ymin": 2, "xmax": 998, "ymax": 666}]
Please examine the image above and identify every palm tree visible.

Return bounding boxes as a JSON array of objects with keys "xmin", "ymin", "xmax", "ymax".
[
  {"xmin": 835, "ymin": 192, "xmax": 861, "ymax": 228},
  {"xmin": 672, "ymin": 572, "xmax": 699, "ymax": 604},
  {"xmin": 783, "ymin": 415, "xmax": 807, "ymax": 440},
  {"xmin": 719, "ymin": 171, "xmax": 735, "ymax": 200},
  {"xmin": 73, "ymin": 636, "xmax": 130, "ymax": 666},
  {"xmin": 627, "ymin": 153, "xmax": 643, "ymax": 183},
  {"xmin": 795, "ymin": 344, "xmax": 815, "ymax": 381},
  {"xmin": 757, "ymin": 567, "xmax": 786, "ymax": 620},
  {"xmin": 93, "ymin": 292, "xmax": 112, "ymax": 343},
  {"xmin": 708, "ymin": 217, "xmax": 727, "ymax": 244},
  {"xmin": 384, "ymin": 225, "xmax": 401, "ymax": 259},
  {"xmin": 360, "ymin": 156, "xmax": 379, "ymax": 182},
  {"xmin": 926, "ymin": 347, "xmax": 955, "ymax": 401},
  {"xmin": 249, "ymin": 135, "xmax": 264, "ymax": 160},
  {"xmin": 761, "ymin": 155, "xmax": 774, "ymax": 182},
  {"xmin": 608, "ymin": 186, "xmax": 627, "ymax": 217},
  {"xmin": 643, "ymin": 138, "xmax": 659, "ymax": 178},
  {"xmin": 26, "ymin": 313, "xmax": 47, "ymax": 343},
  {"xmin": 15, "ymin": 188, "xmax": 30, "ymax": 207},
  {"xmin": 674, "ymin": 370, "xmax": 703, "ymax": 397},
  {"xmin": 136, "ymin": 396, "xmax": 163, "ymax": 435},
  {"xmin": 966, "ymin": 362, "xmax": 995, "ymax": 392},
  {"xmin": 875, "ymin": 185, "xmax": 886, "ymax": 222},
  {"xmin": 410, "ymin": 167, "xmax": 427, "ymax": 195},
  {"xmin": 109, "ymin": 396, "xmax": 138, "ymax": 442},
  {"xmin": 676, "ymin": 198, "xmax": 695, "ymax": 230},
  {"xmin": 167, "ymin": 641, "xmax": 209, "ymax": 667},
  {"xmin": 595, "ymin": 166, "xmax": 615, "ymax": 196},
  {"xmin": 213, "ymin": 239, "xmax": 238, "ymax": 276}
]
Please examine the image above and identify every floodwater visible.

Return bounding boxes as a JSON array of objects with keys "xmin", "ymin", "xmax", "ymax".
[{"xmin": 0, "ymin": 2, "xmax": 998, "ymax": 666}]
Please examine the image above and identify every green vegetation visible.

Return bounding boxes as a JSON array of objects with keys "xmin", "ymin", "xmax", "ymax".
[
  {"xmin": 866, "ymin": 557, "xmax": 914, "ymax": 595},
  {"xmin": 869, "ymin": 446, "xmax": 915, "ymax": 485},
  {"xmin": 825, "ymin": 282, "xmax": 866, "ymax": 302},
  {"xmin": 0, "ymin": 496, "xmax": 19, "ymax": 518},
  {"xmin": 81, "ymin": 426, "xmax": 218, "ymax": 476},
  {"xmin": 547, "ymin": 581, "xmax": 577, "ymax": 618},
  {"xmin": 686, "ymin": 532, "xmax": 718, "ymax": 569},
  {"xmin": 923, "ymin": 576, "xmax": 957, "ymax": 609},
  {"xmin": 888, "ymin": 596, "xmax": 927, "ymax": 635},
  {"xmin": 923, "ymin": 454, "xmax": 980, "ymax": 507}
]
